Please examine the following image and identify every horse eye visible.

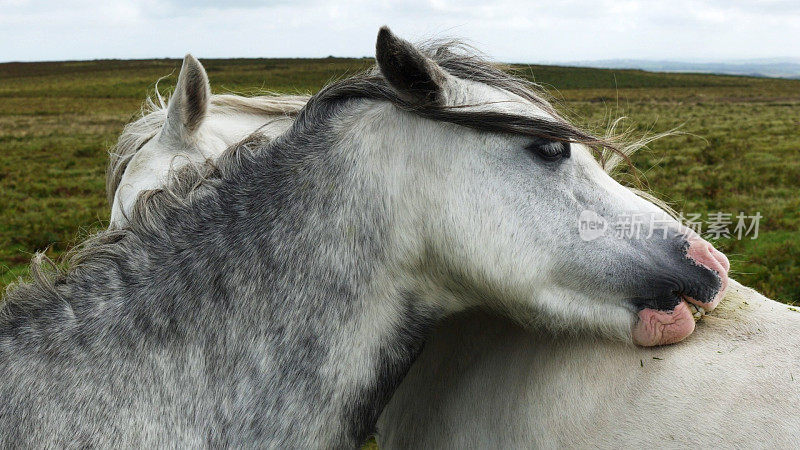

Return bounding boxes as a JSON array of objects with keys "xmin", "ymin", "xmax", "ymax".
[{"xmin": 526, "ymin": 139, "xmax": 571, "ymax": 162}]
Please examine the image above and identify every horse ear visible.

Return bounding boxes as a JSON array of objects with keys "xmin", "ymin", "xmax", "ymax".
[
  {"xmin": 163, "ymin": 54, "xmax": 210, "ymax": 141},
  {"xmin": 375, "ymin": 26, "xmax": 446, "ymax": 104}
]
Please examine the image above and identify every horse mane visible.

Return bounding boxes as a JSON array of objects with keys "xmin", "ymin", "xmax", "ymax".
[
  {"xmin": 291, "ymin": 40, "xmax": 675, "ymax": 209},
  {"xmin": 294, "ymin": 40, "xmax": 626, "ymax": 165},
  {"xmin": 5, "ymin": 39, "xmax": 674, "ymax": 320},
  {"xmin": 104, "ymin": 91, "xmax": 309, "ymax": 206}
]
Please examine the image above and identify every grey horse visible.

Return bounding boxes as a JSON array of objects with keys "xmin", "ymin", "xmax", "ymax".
[{"xmin": 0, "ymin": 27, "xmax": 727, "ymax": 447}]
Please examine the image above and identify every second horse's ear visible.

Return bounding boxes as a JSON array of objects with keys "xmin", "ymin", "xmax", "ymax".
[
  {"xmin": 375, "ymin": 26, "xmax": 446, "ymax": 104},
  {"xmin": 162, "ymin": 54, "xmax": 211, "ymax": 142}
]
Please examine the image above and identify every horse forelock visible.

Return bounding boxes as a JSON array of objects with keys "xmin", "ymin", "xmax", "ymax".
[{"xmin": 291, "ymin": 39, "xmax": 678, "ymax": 213}]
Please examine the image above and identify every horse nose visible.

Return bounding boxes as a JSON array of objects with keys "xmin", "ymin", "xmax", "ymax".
[
  {"xmin": 683, "ymin": 237, "xmax": 730, "ymax": 311},
  {"xmin": 630, "ymin": 235, "xmax": 730, "ymax": 346}
]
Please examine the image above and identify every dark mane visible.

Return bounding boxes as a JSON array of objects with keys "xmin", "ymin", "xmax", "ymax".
[{"xmin": 297, "ymin": 40, "xmax": 616, "ymax": 156}]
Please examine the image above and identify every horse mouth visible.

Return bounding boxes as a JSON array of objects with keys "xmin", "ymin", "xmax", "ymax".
[
  {"xmin": 630, "ymin": 236, "xmax": 730, "ymax": 347},
  {"xmin": 631, "ymin": 292, "xmax": 720, "ymax": 347},
  {"xmin": 687, "ymin": 301, "xmax": 708, "ymax": 321}
]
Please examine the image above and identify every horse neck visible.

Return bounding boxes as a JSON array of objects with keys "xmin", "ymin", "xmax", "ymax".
[
  {"xmin": 3, "ymin": 130, "xmax": 441, "ymax": 446},
  {"xmin": 202, "ymin": 109, "xmax": 293, "ymax": 149},
  {"xmin": 186, "ymin": 136, "xmax": 446, "ymax": 444},
  {"xmin": 225, "ymin": 134, "xmax": 443, "ymax": 443}
]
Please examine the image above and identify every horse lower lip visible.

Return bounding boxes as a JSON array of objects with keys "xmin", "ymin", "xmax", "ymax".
[{"xmin": 632, "ymin": 300, "xmax": 697, "ymax": 346}]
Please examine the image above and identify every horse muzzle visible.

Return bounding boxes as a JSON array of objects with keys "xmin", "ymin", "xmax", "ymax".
[{"xmin": 631, "ymin": 236, "xmax": 730, "ymax": 347}]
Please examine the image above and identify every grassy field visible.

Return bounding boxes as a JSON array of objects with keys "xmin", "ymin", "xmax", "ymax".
[{"xmin": 1, "ymin": 57, "xmax": 798, "ymax": 306}]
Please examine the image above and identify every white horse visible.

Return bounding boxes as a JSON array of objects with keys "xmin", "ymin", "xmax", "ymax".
[
  {"xmin": 377, "ymin": 280, "xmax": 800, "ymax": 447},
  {"xmin": 106, "ymin": 54, "xmax": 308, "ymax": 226}
]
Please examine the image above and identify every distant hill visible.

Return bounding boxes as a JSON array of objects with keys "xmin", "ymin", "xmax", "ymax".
[{"xmin": 565, "ymin": 59, "xmax": 800, "ymax": 79}]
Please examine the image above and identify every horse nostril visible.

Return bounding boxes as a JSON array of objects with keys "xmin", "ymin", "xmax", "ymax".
[
  {"xmin": 681, "ymin": 237, "xmax": 730, "ymax": 312},
  {"xmin": 686, "ymin": 239, "xmax": 729, "ymax": 279},
  {"xmin": 712, "ymin": 246, "xmax": 731, "ymax": 272}
]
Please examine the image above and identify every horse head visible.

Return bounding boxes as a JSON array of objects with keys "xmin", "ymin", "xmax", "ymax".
[
  {"xmin": 109, "ymin": 28, "xmax": 729, "ymax": 347},
  {"xmin": 107, "ymin": 55, "xmax": 307, "ymax": 225},
  {"xmin": 340, "ymin": 27, "xmax": 730, "ymax": 346}
]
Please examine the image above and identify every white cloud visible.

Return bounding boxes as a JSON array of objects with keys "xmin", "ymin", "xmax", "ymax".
[{"xmin": 0, "ymin": 0, "xmax": 798, "ymax": 62}]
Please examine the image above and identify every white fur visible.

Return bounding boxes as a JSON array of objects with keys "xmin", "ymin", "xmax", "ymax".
[
  {"xmin": 377, "ymin": 280, "xmax": 800, "ymax": 448},
  {"xmin": 110, "ymin": 109, "xmax": 295, "ymax": 225},
  {"xmin": 108, "ymin": 56, "xmax": 306, "ymax": 226}
]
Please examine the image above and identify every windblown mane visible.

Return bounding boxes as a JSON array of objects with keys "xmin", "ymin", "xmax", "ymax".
[
  {"xmin": 292, "ymin": 40, "xmax": 659, "ymax": 171},
  {"xmin": 104, "ymin": 92, "xmax": 309, "ymax": 205},
  {"xmin": 6, "ymin": 40, "xmax": 671, "ymax": 319}
]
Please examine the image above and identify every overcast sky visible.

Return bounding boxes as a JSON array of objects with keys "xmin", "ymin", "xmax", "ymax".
[{"xmin": 2, "ymin": 0, "xmax": 799, "ymax": 63}]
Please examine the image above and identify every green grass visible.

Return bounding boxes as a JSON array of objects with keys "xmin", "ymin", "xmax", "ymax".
[{"xmin": 1, "ymin": 58, "xmax": 799, "ymax": 305}]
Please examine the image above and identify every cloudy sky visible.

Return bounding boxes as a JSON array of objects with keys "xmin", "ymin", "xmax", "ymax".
[{"xmin": 2, "ymin": 0, "xmax": 799, "ymax": 63}]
